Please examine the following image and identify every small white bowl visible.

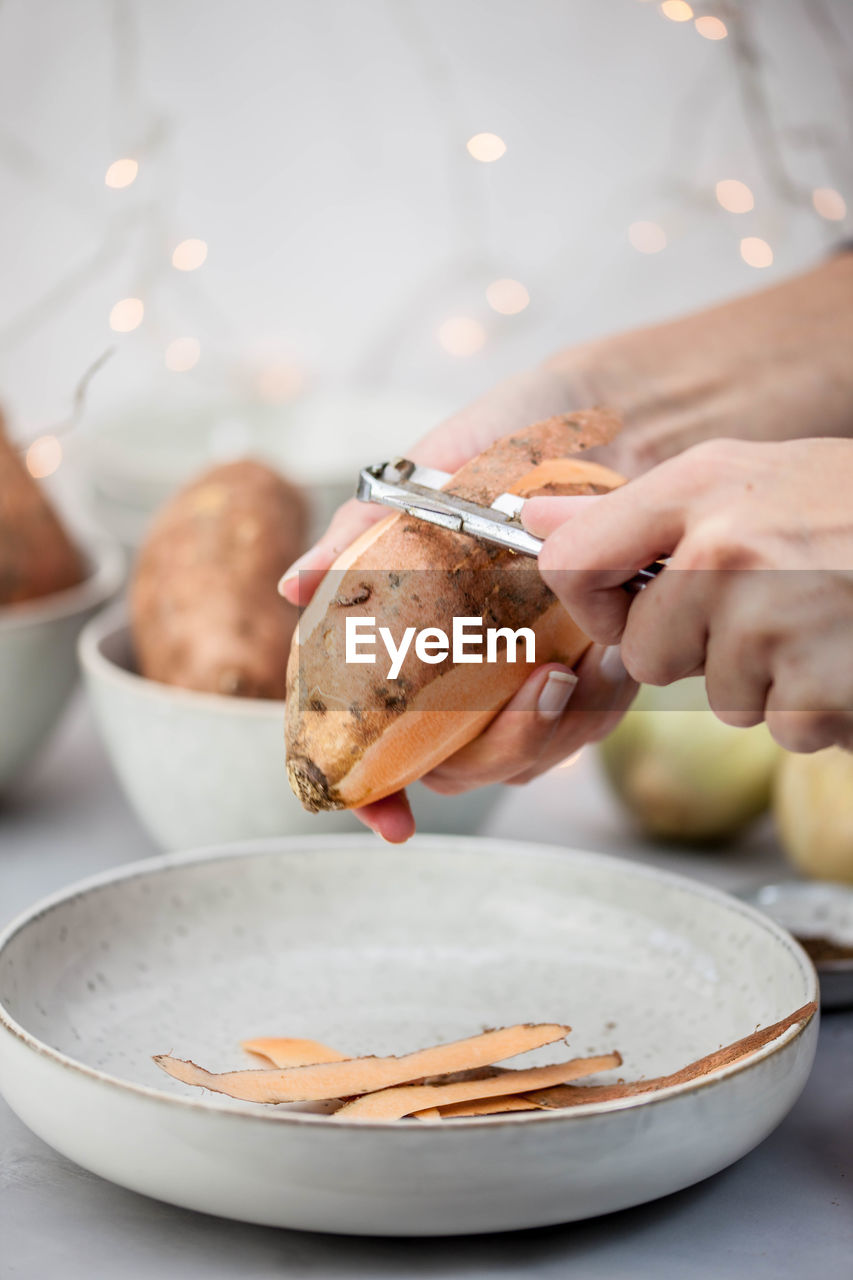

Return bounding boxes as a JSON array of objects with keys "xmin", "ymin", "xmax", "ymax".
[
  {"xmin": 78, "ymin": 610, "xmax": 498, "ymax": 849},
  {"xmin": 0, "ymin": 533, "xmax": 124, "ymax": 790},
  {"xmin": 0, "ymin": 836, "xmax": 818, "ymax": 1235}
]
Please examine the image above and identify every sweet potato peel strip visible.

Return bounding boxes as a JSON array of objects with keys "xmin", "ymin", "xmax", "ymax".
[
  {"xmin": 241, "ymin": 1037, "xmax": 347, "ymax": 1067},
  {"xmin": 526, "ymin": 1003, "xmax": 817, "ymax": 1110},
  {"xmin": 333, "ymin": 1052, "xmax": 622, "ymax": 1121},
  {"xmin": 154, "ymin": 1022, "xmax": 571, "ymax": 1104}
]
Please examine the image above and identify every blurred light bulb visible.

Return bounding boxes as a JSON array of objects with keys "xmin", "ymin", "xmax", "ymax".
[
  {"xmin": 486, "ymin": 278, "xmax": 530, "ymax": 315},
  {"xmin": 25, "ymin": 435, "xmax": 62, "ymax": 479},
  {"xmin": 172, "ymin": 238, "xmax": 208, "ymax": 271},
  {"xmin": 628, "ymin": 221, "xmax": 667, "ymax": 253},
  {"xmin": 255, "ymin": 363, "xmax": 305, "ymax": 403},
  {"xmin": 466, "ymin": 133, "xmax": 506, "ymax": 162},
  {"xmin": 715, "ymin": 179, "xmax": 754, "ymax": 213},
  {"xmin": 660, "ymin": 1, "xmax": 693, "ymax": 21},
  {"xmin": 694, "ymin": 15, "xmax": 727, "ymax": 39},
  {"xmin": 438, "ymin": 316, "xmax": 486, "ymax": 357},
  {"xmin": 740, "ymin": 237, "xmax": 773, "ymax": 268},
  {"xmin": 165, "ymin": 337, "xmax": 201, "ymax": 372},
  {"xmin": 812, "ymin": 187, "xmax": 846, "ymax": 221},
  {"xmin": 109, "ymin": 297, "xmax": 144, "ymax": 332},
  {"xmin": 105, "ymin": 158, "xmax": 139, "ymax": 189}
]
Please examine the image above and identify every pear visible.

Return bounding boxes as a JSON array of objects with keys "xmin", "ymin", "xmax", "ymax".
[
  {"xmin": 599, "ymin": 678, "xmax": 780, "ymax": 843},
  {"xmin": 774, "ymin": 747, "xmax": 853, "ymax": 884}
]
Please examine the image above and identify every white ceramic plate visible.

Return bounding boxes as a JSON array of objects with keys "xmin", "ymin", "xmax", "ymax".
[{"xmin": 0, "ymin": 836, "xmax": 818, "ymax": 1236}]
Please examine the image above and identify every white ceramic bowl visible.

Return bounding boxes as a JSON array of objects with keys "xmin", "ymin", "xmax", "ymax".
[
  {"xmin": 78, "ymin": 611, "xmax": 499, "ymax": 849},
  {"xmin": 0, "ymin": 533, "xmax": 124, "ymax": 790},
  {"xmin": 0, "ymin": 836, "xmax": 818, "ymax": 1236}
]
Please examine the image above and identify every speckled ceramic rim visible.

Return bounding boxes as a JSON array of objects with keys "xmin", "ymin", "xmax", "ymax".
[
  {"xmin": 0, "ymin": 533, "xmax": 124, "ymax": 632},
  {"xmin": 0, "ymin": 835, "xmax": 819, "ymax": 1131},
  {"xmin": 78, "ymin": 608, "xmax": 284, "ymax": 716}
]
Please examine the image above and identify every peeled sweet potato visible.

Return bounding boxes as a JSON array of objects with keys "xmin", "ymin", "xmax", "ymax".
[
  {"xmin": 0, "ymin": 413, "xmax": 85, "ymax": 605},
  {"xmin": 131, "ymin": 459, "xmax": 307, "ymax": 698},
  {"xmin": 285, "ymin": 409, "xmax": 623, "ymax": 810}
]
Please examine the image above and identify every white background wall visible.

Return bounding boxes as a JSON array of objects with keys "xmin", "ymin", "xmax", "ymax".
[{"xmin": 0, "ymin": 0, "xmax": 850, "ymax": 477}]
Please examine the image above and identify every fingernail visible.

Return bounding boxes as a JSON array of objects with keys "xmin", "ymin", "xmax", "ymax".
[
  {"xmin": 278, "ymin": 553, "xmax": 312, "ymax": 595},
  {"xmin": 599, "ymin": 645, "xmax": 628, "ymax": 686},
  {"xmin": 537, "ymin": 670, "xmax": 578, "ymax": 720}
]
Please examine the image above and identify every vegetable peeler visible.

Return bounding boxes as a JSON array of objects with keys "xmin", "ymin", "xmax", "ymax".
[{"xmin": 357, "ymin": 458, "xmax": 663, "ymax": 593}]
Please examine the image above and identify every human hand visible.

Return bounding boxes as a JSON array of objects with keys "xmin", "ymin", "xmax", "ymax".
[{"xmin": 524, "ymin": 437, "xmax": 853, "ymax": 753}]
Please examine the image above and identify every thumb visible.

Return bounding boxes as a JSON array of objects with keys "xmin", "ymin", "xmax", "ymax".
[{"xmin": 522, "ymin": 494, "xmax": 605, "ymax": 538}]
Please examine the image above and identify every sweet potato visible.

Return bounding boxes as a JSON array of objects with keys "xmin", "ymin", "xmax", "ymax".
[
  {"xmin": 286, "ymin": 409, "xmax": 623, "ymax": 811},
  {"xmin": 0, "ymin": 412, "xmax": 85, "ymax": 605},
  {"xmin": 131, "ymin": 459, "xmax": 308, "ymax": 698}
]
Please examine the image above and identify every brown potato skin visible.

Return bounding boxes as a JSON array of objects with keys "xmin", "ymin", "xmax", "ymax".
[
  {"xmin": 0, "ymin": 414, "xmax": 86, "ymax": 605},
  {"xmin": 131, "ymin": 459, "xmax": 307, "ymax": 698}
]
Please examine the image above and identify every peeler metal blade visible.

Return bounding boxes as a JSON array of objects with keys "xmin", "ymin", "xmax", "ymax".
[{"xmin": 356, "ymin": 458, "xmax": 663, "ymax": 592}]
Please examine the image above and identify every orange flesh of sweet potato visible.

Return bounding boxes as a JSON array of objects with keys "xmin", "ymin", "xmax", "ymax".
[
  {"xmin": 131, "ymin": 459, "xmax": 307, "ymax": 698},
  {"xmin": 0, "ymin": 413, "xmax": 85, "ymax": 605},
  {"xmin": 286, "ymin": 409, "xmax": 623, "ymax": 811},
  {"xmin": 154, "ymin": 1022, "xmax": 572, "ymax": 1104},
  {"xmin": 416, "ymin": 1095, "xmax": 542, "ymax": 1119},
  {"xmin": 333, "ymin": 1052, "xmax": 622, "ymax": 1121},
  {"xmin": 241, "ymin": 1037, "xmax": 347, "ymax": 1067},
  {"xmin": 525, "ymin": 1003, "xmax": 817, "ymax": 1109}
]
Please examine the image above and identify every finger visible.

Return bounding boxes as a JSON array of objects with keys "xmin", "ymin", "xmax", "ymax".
[
  {"xmin": 617, "ymin": 563, "xmax": 712, "ymax": 686},
  {"xmin": 423, "ymin": 664, "xmax": 578, "ymax": 795},
  {"xmin": 521, "ymin": 495, "xmax": 606, "ymax": 539},
  {"xmin": 353, "ymin": 790, "xmax": 416, "ymax": 843},
  {"xmin": 279, "ymin": 499, "xmax": 384, "ymax": 605},
  {"xmin": 524, "ymin": 461, "xmax": 692, "ymax": 645},
  {"xmin": 508, "ymin": 644, "xmax": 638, "ymax": 784},
  {"xmin": 701, "ymin": 579, "xmax": 773, "ymax": 728}
]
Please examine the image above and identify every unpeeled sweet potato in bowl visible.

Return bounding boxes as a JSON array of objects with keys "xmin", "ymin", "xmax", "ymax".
[
  {"xmin": 285, "ymin": 409, "xmax": 624, "ymax": 812},
  {"xmin": 131, "ymin": 459, "xmax": 308, "ymax": 699},
  {"xmin": 0, "ymin": 412, "xmax": 86, "ymax": 606}
]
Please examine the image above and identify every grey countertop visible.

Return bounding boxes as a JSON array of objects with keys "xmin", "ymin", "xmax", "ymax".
[{"xmin": 1, "ymin": 695, "xmax": 851, "ymax": 1279}]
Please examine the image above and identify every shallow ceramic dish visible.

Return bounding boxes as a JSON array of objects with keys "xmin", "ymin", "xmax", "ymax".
[
  {"xmin": 0, "ymin": 836, "xmax": 818, "ymax": 1236},
  {"xmin": 78, "ymin": 611, "xmax": 498, "ymax": 847},
  {"xmin": 0, "ymin": 532, "xmax": 123, "ymax": 790}
]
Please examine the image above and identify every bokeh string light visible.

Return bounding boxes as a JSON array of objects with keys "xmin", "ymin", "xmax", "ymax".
[
  {"xmin": 171, "ymin": 238, "xmax": 208, "ymax": 271},
  {"xmin": 104, "ymin": 158, "xmax": 139, "ymax": 189},
  {"xmin": 438, "ymin": 316, "xmax": 486, "ymax": 357},
  {"xmin": 628, "ymin": 221, "xmax": 667, "ymax": 253},
  {"xmin": 812, "ymin": 187, "xmax": 847, "ymax": 221},
  {"xmin": 109, "ymin": 297, "xmax": 144, "ymax": 332},
  {"xmin": 715, "ymin": 180, "xmax": 755, "ymax": 213},
  {"xmin": 466, "ymin": 133, "xmax": 506, "ymax": 163},
  {"xmin": 660, "ymin": 2, "xmax": 693, "ymax": 23},
  {"xmin": 486, "ymin": 279, "xmax": 530, "ymax": 315},
  {"xmin": 164, "ymin": 337, "xmax": 201, "ymax": 372},
  {"xmin": 740, "ymin": 237, "xmax": 774, "ymax": 268},
  {"xmin": 694, "ymin": 15, "xmax": 727, "ymax": 40},
  {"xmin": 24, "ymin": 434, "xmax": 62, "ymax": 479}
]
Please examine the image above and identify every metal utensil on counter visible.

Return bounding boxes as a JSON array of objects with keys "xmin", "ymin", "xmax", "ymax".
[{"xmin": 738, "ymin": 880, "xmax": 853, "ymax": 1009}]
